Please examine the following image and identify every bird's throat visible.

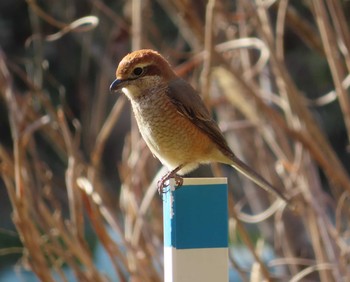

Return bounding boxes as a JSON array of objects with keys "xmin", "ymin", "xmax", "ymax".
[{"xmin": 121, "ymin": 85, "xmax": 141, "ymax": 100}]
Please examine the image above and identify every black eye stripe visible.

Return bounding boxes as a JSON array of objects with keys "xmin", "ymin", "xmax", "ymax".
[
  {"xmin": 133, "ymin": 67, "xmax": 143, "ymax": 76},
  {"xmin": 130, "ymin": 65, "xmax": 161, "ymax": 79}
]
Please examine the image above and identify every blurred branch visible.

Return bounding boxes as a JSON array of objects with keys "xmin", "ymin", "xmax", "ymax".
[
  {"xmin": 26, "ymin": 0, "xmax": 67, "ymax": 28},
  {"xmin": 1, "ymin": 1, "xmax": 350, "ymax": 281},
  {"xmin": 250, "ymin": 1, "xmax": 350, "ymax": 196},
  {"xmin": 91, "ymin": 95, "xmax": 127, "ymax": 167},
  {"xmin": 131, "ymin": 0, "xmax": 142, "ymax": 50},
  {"xmin": 200, "ymin": 0, "xmax": 215, "ymax": 102},
  {"xmin": 313, "ymin": 0, "xmax": 350, "ymax": 144},
  {"xmin": 277, "ymin": 4, "xmax": 324, "ymax": 54}
]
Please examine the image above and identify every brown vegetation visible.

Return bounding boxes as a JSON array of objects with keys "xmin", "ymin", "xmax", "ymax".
[{"xmin": 0, "ymin": 0, "xmax": 350, "ymax": 281}]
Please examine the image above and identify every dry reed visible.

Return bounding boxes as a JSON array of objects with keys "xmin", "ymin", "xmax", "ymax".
[{"xmin": 0, "ymin": 0, "xmax": 350, "ymax": 281}]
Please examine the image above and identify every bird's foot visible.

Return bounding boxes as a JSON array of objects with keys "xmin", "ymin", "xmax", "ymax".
[{"xmin": 157, "ymin": 170, "xmax": 184, "ymax": 194}]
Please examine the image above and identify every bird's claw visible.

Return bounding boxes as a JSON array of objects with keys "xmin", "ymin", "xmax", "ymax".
[
  {"xmin": 157, "ymin": 178, "xmax": 168, "ymax": 194},
  {"xmin": 157, "ymin": 172, "xmax": 183, "ymax": 194},
  {"xmin": 174, "ymin": 175, "xmax": 183, "ymax": 186}
]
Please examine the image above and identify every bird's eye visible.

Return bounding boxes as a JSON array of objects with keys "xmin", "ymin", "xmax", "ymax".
[{"xmin": 132, "ymin": 67, "xmax": 143, "ymax": 76}]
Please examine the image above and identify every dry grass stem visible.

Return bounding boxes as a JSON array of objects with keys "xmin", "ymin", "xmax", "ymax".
[{"xmin": 1, "ymin": 1, "xmax": 350, "ymax": 281}]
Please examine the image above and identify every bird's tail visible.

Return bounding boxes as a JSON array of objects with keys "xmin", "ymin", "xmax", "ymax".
[{"xmin": 230, "ymin": 156, "xmax": 289, "ymax": 203}]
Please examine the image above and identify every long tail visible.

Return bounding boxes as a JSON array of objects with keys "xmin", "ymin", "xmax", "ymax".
[{"xmin": 230, "ymin": 156, "xmax": 289, "ymax": 203}]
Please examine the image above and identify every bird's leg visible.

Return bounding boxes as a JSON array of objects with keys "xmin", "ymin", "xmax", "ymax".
[{"xmin": 157, "ymin": 165, "xmax": 184, "ymax": 194}]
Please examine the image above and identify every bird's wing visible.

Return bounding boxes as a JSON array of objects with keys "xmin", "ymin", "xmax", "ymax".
[{"xmin": 167, "ymin": 78, "xmax": 234, "ymax": 158}]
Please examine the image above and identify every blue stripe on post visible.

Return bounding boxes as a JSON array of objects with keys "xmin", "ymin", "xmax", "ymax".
[{"xmin": 163, "ymin": 178, "xmax": 228, "ymax": 249}]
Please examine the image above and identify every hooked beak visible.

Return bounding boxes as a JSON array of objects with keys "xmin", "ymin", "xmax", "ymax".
[{"xmin": 109, "ymin": 79, "xmax": 125, "ymax": 92}]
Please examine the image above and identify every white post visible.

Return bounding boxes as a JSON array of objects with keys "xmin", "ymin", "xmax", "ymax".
[{"xmin": 163, "ymin": 178, "xmax": 229, "ymax": 282}]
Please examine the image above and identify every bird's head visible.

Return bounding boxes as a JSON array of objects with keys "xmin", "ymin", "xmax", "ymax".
[{"xmin": 110, "ymin": 49, "xmax": 176, "ymax": 100}]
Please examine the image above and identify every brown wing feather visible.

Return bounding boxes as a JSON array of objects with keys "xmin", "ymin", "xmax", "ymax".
[{"xmin": 167, "ymin": 78, "xmax": 234, "ymax": 158}]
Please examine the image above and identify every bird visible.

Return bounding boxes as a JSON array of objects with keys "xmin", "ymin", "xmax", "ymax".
[{"xmin": 110, "ymin": 49, "xmax": 289, "ymax": 203}]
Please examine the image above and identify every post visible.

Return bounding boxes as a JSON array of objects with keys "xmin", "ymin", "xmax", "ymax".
[{"xmin": 163, "ymin": 178, "xmax": 229, "ymax": 282}]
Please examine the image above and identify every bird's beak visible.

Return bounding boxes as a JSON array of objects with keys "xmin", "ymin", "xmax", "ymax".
[{"xmin": 109, "ymin": 79, "xmax": 124, "ymax": 92}]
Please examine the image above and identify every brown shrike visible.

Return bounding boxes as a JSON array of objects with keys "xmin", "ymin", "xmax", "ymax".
[{"xmin": 110, "ymin": 49, "xmax": 288, "ymax": 203}]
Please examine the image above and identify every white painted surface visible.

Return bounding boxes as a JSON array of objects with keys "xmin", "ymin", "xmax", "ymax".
[{"xmin": 164, "ymin": 247, "xmax": 228, "ymax": 282}]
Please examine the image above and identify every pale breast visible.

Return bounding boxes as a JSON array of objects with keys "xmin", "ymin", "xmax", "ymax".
[{"xmin": 131, "ymin": 91, "xmax": 217, "ymax": 172}]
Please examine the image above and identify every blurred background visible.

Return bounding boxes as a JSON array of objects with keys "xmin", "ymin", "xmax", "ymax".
[{"xmin": 0, "ymin": 0, "xmax": 350, "ymax": 281}]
